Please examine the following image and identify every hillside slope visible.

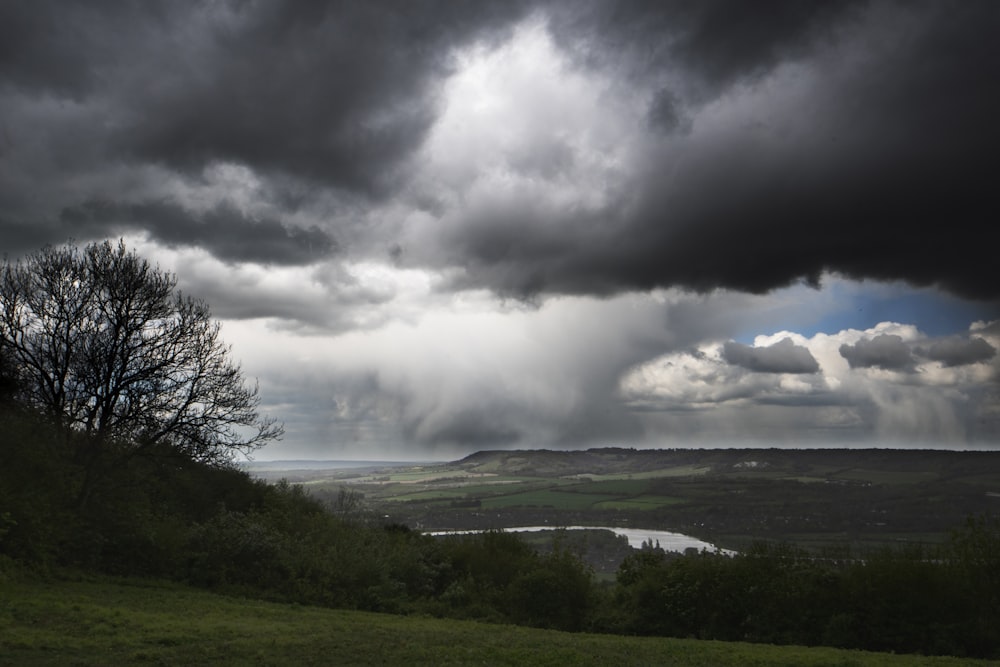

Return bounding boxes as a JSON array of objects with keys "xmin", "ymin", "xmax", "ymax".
[
  {"xmin": 0, "ymin": 570, "xmax": 989, "ymax": 666},
  {"xmin": 454, "ymin": 447, "xmax": 1000, "ymax": 479}
]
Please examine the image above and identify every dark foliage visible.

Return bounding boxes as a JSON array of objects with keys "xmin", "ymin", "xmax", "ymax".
[
  {"xmin": 0, "ymin": 239, "xmax": 281, "ymax": 508},
  {"xmin": 2, "ymin": 402, "xmax": 998, "ymax": 656},
  {"xmin": 612, "ymin": 524, "xmax": 1000, "ymax": 658}
]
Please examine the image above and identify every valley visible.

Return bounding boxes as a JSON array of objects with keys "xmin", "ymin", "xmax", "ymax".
[{"xmin": 257, "ymin": 447, "xmax": 1000, "ymax": 557}]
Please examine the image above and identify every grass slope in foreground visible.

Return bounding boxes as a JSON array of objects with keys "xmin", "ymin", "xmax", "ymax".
[{"xmin": 0, "ymin": 573, "xmax": 988, "ymax": 666}]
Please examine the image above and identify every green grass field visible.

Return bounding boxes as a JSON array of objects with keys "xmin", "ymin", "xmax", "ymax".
[
  {"xmin": 831, "ymin": 469, "xmax": 941, "ymax": 485},
  {"xmin": 383, "ymin": 489, "xmax": 470, "ymax": 502},
  {"xmin": 0, "ymin": 571, "xmax": 989, "ymax": 666},
  {"xmin": 572, "ymin": 465, "xmax": 712, "ymax": 481},
  {"xmin": 562, "ymin": 479, "xmax": 651, "ymax": 494},
  {"xmin": 480, "ymin": 489, "xmax": 618, "ymax": 510},
  {"xmin": 593, "ymin": 495, "xmax": 686, "ymax": 510}
]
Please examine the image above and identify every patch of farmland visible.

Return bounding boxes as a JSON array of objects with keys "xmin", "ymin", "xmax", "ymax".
[
  {"xmin": 571, "ymin": 465, "xmax": 710, "ymax": 482},
  {"xmin": 779, "ymin": 475, "xmax": 829, "ymax": 484},
  {"xmin": 452, "ymin": 480, "xmax": 536, "ymax": 495},
  {"xmin": 383, "ymin": 490, "xmax": 470, "ymax": 502},
  {"xmin": 480, "ymin": 489, "xmax": 617, "ymax": 510},
  {"xmin": 592, "ymin": 495, "xmax": 686, "ymax": 510},
  {"xmin": 562, "ymin": 479, "xmax": 651, "ymax": 495},
  {"xmin": 832, "ymin": 469, "xmax": 941, "ymax": 485}
]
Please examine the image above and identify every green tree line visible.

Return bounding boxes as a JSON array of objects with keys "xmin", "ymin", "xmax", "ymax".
[{"xmin": 608, "ymin": 526, "xmax": 1000, "ymax": 658}]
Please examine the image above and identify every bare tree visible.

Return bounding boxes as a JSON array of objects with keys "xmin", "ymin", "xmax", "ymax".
[{"xmin": 0, "ymin": 240, "xmax": 282, "ymax": 502}]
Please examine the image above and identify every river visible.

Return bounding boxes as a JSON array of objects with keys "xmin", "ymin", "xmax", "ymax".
[{"xmin": 429, "ymin": 525, "xmax": 734, "ymax": 554}]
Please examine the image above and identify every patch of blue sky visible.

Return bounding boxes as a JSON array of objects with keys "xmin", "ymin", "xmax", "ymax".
[{"xmin": 732, "ymin": 278, "xmax": 1000, "ymax": 344}]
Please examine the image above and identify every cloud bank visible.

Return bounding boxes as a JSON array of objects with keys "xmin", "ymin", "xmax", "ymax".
[{"xmin": 622, "ymin": 321, "xmax": 1000, "ymax": 447}]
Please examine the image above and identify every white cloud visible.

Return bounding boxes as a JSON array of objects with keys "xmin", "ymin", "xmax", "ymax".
[
  {"xmin": 424, "ymin": 17, "xmax": 642, "ymax": 192},
  {"xmin": 620, "ymin": 321, "xmax": 1000, "ymax": 447},
  {"xmin": 399, "ymin": 16, "xmax": 648, "ymax": 271},
  {"xmin": 219, "ymin": 285, "xmax": 842, "ymax": 458}
]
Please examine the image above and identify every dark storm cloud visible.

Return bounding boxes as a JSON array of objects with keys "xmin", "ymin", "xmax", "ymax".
[
  {"xmin": 113, "ymin": 1, "xmax": 531, "ymax": 193},
  {"xmin": 547, "ymin": 0, "xmax": 865, "ymax": 98},
  {"xmin": 444, "ymin": 1, "xmax": 1000, "ymax": 301},
  {"xmin": 4, "ymin": 0, "xmax": 530, "ymax": 189},
  {"xmin": 3, "ymin": 0, "xmax": 999, "ymax": 305},
  {"xmin": 646, "ymin": 88, "xmax": 687, "ymax": 134},
  {"xmin": 0, "ymin": 218, "xmax": 76, "ymax": 257},
  {"xmin": 722, "ymin": 338, "xmax": 820, "ymax": 374},
  {"xmin": 0, "ymin": 1, "xmax": 149, "ymax": 98},
  {"xmin": 922, "ymin": 337, "xmax": 997, "ymax": 368},
  {"xmin": 60, "ymin": 199, "xmax": 335, "ymax": 266},
  {"xmin": 839, "ymin": 334, "xmax": 915, "ymax": 371},
  {"xmin": 0, "ymin": 0, "xmax": 530, "ymax": 262}
]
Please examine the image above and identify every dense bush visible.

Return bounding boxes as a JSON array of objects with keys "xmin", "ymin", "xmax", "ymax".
[
  {"xmin": 435, "ymin": 529, "xmax": 594, "ymax": 631},
  {"xmin": 0, "ymin": 403, "xmax": 595, "ymax": 628},
  {"xmin": 611, "ymin": 522, "xmax": 1000, "ymax": 658}
]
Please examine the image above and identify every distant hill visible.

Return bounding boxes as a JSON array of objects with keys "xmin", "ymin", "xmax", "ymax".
[
  {"xmin": 242, "ymin": 459, "xmax": 428, "ymax": 471},
  {"xmin": 453, "ymin": 446, "xmax": 1000, "ymax": 478}
]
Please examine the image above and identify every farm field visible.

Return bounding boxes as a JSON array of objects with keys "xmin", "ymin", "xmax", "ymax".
[{"xmin": 0, "ymin": 571, "xmax": 989, "ymax": 667}]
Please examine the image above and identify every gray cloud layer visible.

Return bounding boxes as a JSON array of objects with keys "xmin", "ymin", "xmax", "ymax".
[
  {"xmin": 61, "ymin": 200, "xmax": 336, "ymax": 266},
  {"xmin": 839, "ymin": 334, "xmax": 915, "ymax": 371},
  {"xmin": 923, "ymin": 337, "xmax": 996, "ymax": 368},
  {"xmin": 723, "ymin": 338, "xmax": 820, "ymax": 374},
  {"xmin": 840, "ymin": 332, "xmax": 997, "ymax": 372}
]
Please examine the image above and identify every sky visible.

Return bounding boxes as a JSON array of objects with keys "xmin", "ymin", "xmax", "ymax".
[{"xmin": 2, "ymin": 0, "xmax": 998, "ymax": 460}]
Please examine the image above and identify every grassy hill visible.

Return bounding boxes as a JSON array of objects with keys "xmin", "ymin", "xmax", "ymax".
[
  {"xmin": 5, "ymin": 411, "xmax": 998, "ymax": 663},
  {"xmin": 1, "ymin": 569, "xmax": 989, "ymax": 667}
]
